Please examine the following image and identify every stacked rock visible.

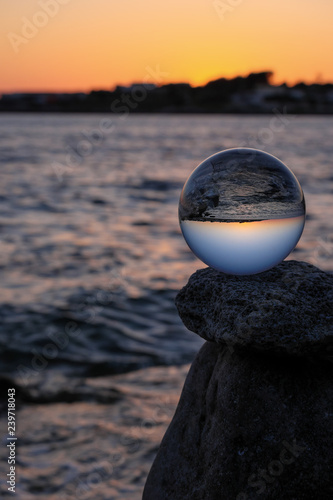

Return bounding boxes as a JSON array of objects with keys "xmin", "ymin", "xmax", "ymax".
[{"xmin": 143, "ymin": 261, "xmax": 333, "ymax": 500}]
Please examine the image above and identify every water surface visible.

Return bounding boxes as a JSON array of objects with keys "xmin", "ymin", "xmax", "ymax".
[{"xmin": 0, "ymin": 114, "xmax": 332, "ymax": 498}]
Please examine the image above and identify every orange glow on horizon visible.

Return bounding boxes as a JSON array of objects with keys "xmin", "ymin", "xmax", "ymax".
[{"xmin": 1, "ymin": 0, "xmax": 333, "ymax": 94}]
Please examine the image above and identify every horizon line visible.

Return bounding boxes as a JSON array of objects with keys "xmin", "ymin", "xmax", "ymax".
[{"xmin": 1, "ymin": 71, "xmax": 332, "ymax": 96}]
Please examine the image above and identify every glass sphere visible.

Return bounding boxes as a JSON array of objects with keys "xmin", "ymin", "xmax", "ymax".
[{"xmin": 179, "ymin": 148, "xmax": 305, "ymax": 275}]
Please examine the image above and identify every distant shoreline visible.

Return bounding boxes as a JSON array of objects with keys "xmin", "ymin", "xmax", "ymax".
[
  {"xmin": 1, "ymin": 110, "xmax": 333, "ymax": 115},
  {"xmin": 2, "ymin": 72, "xmax": 333, "ymax": 114}
]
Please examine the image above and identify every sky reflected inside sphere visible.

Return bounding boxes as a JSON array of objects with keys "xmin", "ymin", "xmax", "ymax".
[{"xmin": 180, "ymin": 216, "xmax": 305, "ymax": 275}]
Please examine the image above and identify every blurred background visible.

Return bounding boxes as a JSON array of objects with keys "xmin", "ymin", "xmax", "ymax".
[{"xmin": 0, "ymin": 1, "xmax": 333, "ymax": 499}]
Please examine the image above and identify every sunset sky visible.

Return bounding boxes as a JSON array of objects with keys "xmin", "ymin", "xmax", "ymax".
[{"xmin": 1, "ymin": 0, "xmax": 333, "ymax": 93}]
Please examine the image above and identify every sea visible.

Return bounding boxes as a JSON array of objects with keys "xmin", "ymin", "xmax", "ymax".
[{"xmin": 0, "ymin": 113, "xmax": 332, "ymax": 499}]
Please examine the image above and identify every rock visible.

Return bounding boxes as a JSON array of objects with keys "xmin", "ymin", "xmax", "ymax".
[
  {"xmin": 175, "ymin": 260, "xmax": 333, "ymax": 359},
  {"xmin": 143, "ymin": 260, "xmax": 333, "ymax": 499},
  {"xmin": 143, "ymin": 342, "xmax": 333, "ymax": 500}
]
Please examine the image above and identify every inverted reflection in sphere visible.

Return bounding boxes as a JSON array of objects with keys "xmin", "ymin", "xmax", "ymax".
[{"xmin": 179, "ymin": 148, "xmax": 305, "ymax": 275}]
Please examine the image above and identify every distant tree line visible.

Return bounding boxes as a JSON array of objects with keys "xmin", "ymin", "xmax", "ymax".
[{"xmin": 1, "ymin": 72, "xmax": 333, "ymax": 114}]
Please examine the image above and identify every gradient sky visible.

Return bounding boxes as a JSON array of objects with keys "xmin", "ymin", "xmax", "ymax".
[{"xmin": 1, "ymin": 0, "xmax": 333, "ymax": 93}]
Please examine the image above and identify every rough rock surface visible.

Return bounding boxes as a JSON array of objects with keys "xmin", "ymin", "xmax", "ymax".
[
  {"xmin": 143, "ymin": 342, "xmax": 333, "ymax": 500},
  {"xmin": 175, "ymin": 260, "xmax": 333, "ymax": 359},
  {"xmin": 143, "ymin": 260, "xmax": 333, "ymax": 499}
]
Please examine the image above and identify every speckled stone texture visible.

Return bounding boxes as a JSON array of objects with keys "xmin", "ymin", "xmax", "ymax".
[
  {"xmin": 175, "ymin": 260, "xmax": 333, "ymax": 359},
  {"xmin": 143, "ymin": 343, "xmax": 333, "ymax": 499},
  {"xmin": 143, "ymin": 261, "xmax": 333, "ymax": 500}
]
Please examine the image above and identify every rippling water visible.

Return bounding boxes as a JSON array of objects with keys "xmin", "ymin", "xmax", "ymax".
[
  {"xmin": 0, "ymin": 114, "xmax": 332, "ymax": 498},
  {"xmin": 1, "ymin": 112, "xmax": 333, "ymax": 379}
]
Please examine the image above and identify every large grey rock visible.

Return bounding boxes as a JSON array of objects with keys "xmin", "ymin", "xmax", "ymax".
[
  {"xmin": 143, "ymin": 342, "xmax": 333, "ymax": 499},
  {"xmin": 143, "ymin": 260, "xmax": 333, "ymax": 499},
  {"xmin": 175, "ymin": 260, "xmax": 333, "ymax": 359}
]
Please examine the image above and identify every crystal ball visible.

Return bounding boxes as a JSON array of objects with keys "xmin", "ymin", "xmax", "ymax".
[{"xmin": 179, "ymin": 148, "xmax": 305, "ymax": 275}]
